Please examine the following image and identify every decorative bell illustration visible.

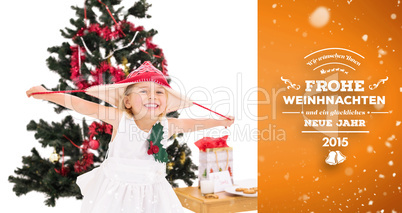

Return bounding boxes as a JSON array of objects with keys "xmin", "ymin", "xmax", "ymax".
[
  {"xmin": 335, "ymin": 150, "xmax": 346, "ymax": 164},
  {"xmin": 325, "ymin": 150, "xmax": 346, "ymax": 165},
  {"xmin": 325, "ymin": 151, "xmax": 337, "ymax": 165}
]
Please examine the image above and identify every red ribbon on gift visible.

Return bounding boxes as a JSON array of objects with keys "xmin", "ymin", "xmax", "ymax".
[{"xmin": 194, "ymin": 135, "xmax": 229, "ymax": 152}]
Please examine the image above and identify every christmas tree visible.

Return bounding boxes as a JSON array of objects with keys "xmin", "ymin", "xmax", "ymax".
[{"xmin": 9, "ymin": 0, "xmax": 197, "ymax": 207}]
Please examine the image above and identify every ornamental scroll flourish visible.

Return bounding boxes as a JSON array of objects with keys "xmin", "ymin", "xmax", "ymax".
[
  {"xmin": 369, "ymin": 76, "xmax": 389, "ymax": 90},
  {"xmin": 281, "ymin": 76, "xmax": 301, "ymax": 90}
]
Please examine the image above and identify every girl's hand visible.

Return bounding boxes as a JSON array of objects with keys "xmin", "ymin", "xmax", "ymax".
[
  {"xmin": 26, "ymin": 85, "xmax": 49, "ymax": 100},
  {"xmin": 221, "ymin": 115, "xmax": 235, "ymax": 128}
]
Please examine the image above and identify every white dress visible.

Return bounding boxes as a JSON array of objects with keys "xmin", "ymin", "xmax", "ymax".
[{"xmin": 76, "ymin": 112, "xmax": 184, "ymax": 213}]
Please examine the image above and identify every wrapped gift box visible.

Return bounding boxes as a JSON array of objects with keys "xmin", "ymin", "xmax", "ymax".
[{"xmin": 195, "ymin": 135, "xmax": 233, "ymax": 182}]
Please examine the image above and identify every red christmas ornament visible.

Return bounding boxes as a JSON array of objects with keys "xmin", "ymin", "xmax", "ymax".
[{"xmin": 89, "ymin": 139, "xmax": 99, "ymax": 150}]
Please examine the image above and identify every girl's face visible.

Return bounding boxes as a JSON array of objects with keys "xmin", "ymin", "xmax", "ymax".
[{"xmin": 124, "ymin": 82, "xmax": 167, "ymax": 119}]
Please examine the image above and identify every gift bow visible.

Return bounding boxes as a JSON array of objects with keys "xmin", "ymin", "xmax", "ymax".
[{"xmin": 194, "ymin": 135, "xmax": 229, "ymax": 152}]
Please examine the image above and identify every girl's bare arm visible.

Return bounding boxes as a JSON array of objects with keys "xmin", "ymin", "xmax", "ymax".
[
  {"xmin": 26, "ymin": 85, "xmax": 120, "ymax": 126},
  {"xmin": 168, "ymin": 116, "xmax": 234, "ymax": 136}
]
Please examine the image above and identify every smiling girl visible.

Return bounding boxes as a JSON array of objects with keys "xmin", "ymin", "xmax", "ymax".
[{"xmin": 26, "ymin": 61, "xmax": 234, "ymax": 213}]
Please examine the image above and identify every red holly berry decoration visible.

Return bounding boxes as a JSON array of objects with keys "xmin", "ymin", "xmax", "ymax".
[
  {"xmin": 152, "ymin": 145, "xmax": 159, "ymax": 154},
  {"xmin": 147, "ymin": 141, "xmax": 159, "ymax": 155}
]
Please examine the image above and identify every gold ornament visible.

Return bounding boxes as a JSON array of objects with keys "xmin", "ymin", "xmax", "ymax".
[
  {"xmin": 121, "ymin": 57, "xmax": 130, "ymax": 75},
  {"xmin": 167, "ymin": 162, "xmax": 175, "ymax": 170},
  {"xmin": 49, "ymin": 149, "xmax": 60, "ymax": 163},
  {"xmin": 180, "ymin": 152, "xmax": 186, "ymax": 165}
]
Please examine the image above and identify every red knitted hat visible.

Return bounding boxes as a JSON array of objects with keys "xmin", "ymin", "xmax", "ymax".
[{"xmin": 85, "ymin": 61, "xmax": 193, "ymax": 113}]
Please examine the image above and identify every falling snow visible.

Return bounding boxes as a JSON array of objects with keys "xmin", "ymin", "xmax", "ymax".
[
  {"xmin": 387, "ymin": 135, "xmax": 395, "ymax": 141},
  {"xmin": 385, "ymin": 141, "xmax": 392, "ymax": 148},
  {"xmin": 367, "ymin": 145, "xmax": 374, "ymax": 153},
  {"xmin": 374, "ymin": 103, "xmax": 385, "ymax": 110},
  {"xmin": 362, "ymin": 34, "xmax": 368, "ymax": 41},
  {"xmin": 298, "ymin": 194, "xmax": 310, "ymax": 201},
  {"xmin": 345, "ymin": 167, "xmax": 353, "ymax": 176},
  {"xmin": 284, "ymin": 172, "xmax": 290, "ymax": 180},
  {"xmin": 309, "ymin": 6, "xmax": 330, "ymax": 28},
  {"xmin": 378, "ymin": 48, "xmax": 387, "ymax": 58}
]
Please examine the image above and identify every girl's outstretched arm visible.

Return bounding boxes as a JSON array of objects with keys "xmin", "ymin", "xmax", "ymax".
[
  {"xmin": 26, "ymin": 85, "xmax": 120, "ymax": 126},
  {"xmin": 168, "ymin": 116, "xmax": 234, "ymax": 136}
]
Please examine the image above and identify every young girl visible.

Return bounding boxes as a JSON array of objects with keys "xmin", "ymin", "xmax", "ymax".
[{"xmin": 26, "ymin": 61, "xmax": 234, "ymax": 213}]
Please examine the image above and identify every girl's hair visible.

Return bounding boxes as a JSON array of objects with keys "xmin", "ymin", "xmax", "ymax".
[{"xmin": 119, "ymin": 84, "xmax": 168, "ymax": 121}]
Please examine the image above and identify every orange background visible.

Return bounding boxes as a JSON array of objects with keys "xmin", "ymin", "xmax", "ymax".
[{"xmin": 258, "ymin": 0, "xmax": 401, "ymax": 212}]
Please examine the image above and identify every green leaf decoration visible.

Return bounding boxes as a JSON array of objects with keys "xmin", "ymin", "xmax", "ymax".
[{"xmin": 148, "ymin": 122, "xmax": 168, "ymax": 163}]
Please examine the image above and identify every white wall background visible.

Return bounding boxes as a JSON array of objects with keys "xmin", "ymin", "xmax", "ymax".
[{"xmin": 0, "ymin": 0, "xmax": 257, "ymax": 212}]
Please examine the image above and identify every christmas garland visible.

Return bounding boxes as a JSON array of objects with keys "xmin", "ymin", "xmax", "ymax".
[
  {"xmin": 69, "ymin": 20, "xmax": 168, "ymax": 90},
  {"xmin": 54, "ymin": 121, "xmax": 113, "ymax": 175}
]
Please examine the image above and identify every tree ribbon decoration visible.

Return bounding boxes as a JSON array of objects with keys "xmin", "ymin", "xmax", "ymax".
[
  {"xmin": 97, "ymin": 0, "xmax": 126, "ymax": 36},
  {"xmin": 62, "ymin": 135, "xmax": 94, "ymax": 173},
  {"xmin": 80, "ymin": 31, "xmax": 139, "ymax": 59},
  {"xmin": 54, "ymin": 147, "xmax": 69, "ymax": 176}
]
